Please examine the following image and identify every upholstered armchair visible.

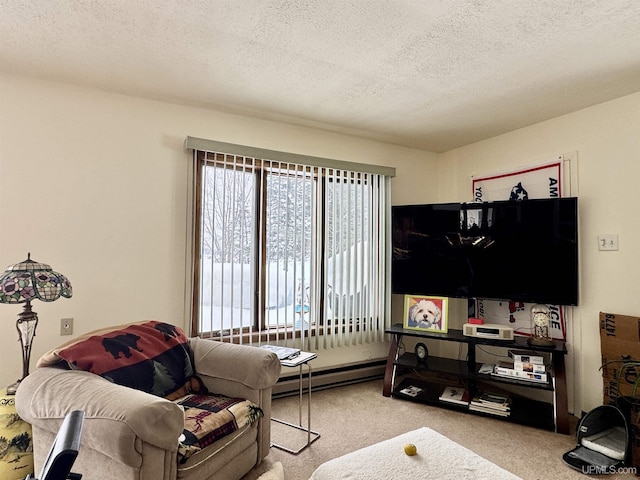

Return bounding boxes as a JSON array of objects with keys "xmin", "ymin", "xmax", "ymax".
[{"xmin": 16, "ymin": 321, "xmax": 282, "ymax": 480}]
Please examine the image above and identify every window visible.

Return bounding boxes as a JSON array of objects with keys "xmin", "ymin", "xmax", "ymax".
[{"xmin": 187, "ymin": 138, "xmax": 394, "ymax": 349}]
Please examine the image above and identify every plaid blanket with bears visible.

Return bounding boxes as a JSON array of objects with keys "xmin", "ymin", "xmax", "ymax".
[{"xmin": 38, "ymin": 320, "xmax": 263, "ymax": 461}]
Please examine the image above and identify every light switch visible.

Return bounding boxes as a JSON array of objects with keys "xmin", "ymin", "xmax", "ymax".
[{"xmin": 598, "ymin": 234, "xmax": 619, "ymax": 251}]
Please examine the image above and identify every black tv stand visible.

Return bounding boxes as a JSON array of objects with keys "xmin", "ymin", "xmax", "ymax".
[{"xmin": 383, "ymin": 324, "xmax": 569, "ymax": 434}]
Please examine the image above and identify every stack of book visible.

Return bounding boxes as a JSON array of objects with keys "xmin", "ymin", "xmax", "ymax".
[
  {"xmin": 438, "ymin": 386, "xmax": 470, "ymax": 406},
  {"xmin": 491, "ymin": 350, "xmax": 548, "ymax": 383},
  {"xmin": 469, "ymin": 391, "xmax": 511, "ymax": 417}
]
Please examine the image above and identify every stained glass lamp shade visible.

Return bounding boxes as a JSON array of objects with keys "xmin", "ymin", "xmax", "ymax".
[{"xmin": 0, "ymin": 253, "xmax": 72, "ymax": 394}]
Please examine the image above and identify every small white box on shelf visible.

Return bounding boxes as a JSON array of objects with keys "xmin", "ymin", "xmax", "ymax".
[{"xmin": 508, "ymin": 349, "xmax": 545, "ymax": 364}]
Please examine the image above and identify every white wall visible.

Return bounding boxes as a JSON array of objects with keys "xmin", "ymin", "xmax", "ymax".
[
  {"xmin": 437, "ymin": 92, "xmax": 640, "ymax": 414},
  {"xmin": 0, "ymin": 74, "xmax": 437, "ymax": 387},
  {"xmin": 2, "ymin": 73, "xmax": 636, "ymax": 415}
]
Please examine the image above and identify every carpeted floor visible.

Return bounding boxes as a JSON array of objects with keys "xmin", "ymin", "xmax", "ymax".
[
  {"xmin": 243, "ymin": 379, "xmax": 637, "ymax": 480},
  {"xmin": 256, "ymin": 461, "xmax": 284, "ymax": 480}
]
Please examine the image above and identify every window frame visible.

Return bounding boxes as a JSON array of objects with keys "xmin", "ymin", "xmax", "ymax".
[{"xmin": 186, "ymin": 137, "xmax": 395, "ymax": 344}]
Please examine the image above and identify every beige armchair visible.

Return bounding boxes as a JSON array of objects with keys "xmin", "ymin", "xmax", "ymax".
[{"xmin": 16, "ymin": 337, "xmax": 281, "ymax": 480}]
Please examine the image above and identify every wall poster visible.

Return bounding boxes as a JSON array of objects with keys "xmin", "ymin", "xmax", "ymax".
[{"xmin": 471, "ymin": 156, "xmax": 567, "ymax": 341}]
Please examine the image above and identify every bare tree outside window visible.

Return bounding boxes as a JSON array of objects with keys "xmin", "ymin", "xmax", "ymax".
[{"xmin": 199, "ymin": 161, "xmax": 256, "ymax": 333}]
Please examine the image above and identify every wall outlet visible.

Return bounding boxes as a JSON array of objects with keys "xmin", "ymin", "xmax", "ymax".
[{"xmin": 61, "ymin": 317, "xmax": 74, "ymax": 335}]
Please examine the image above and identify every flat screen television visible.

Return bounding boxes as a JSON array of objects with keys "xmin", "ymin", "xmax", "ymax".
[{"xmin": 392, "ymin": 197, "xmax": 578, "ymax": 306}]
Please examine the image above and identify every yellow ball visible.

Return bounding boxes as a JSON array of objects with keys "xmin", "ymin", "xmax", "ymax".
[{"xmin": 404, "ymin": 443, "xmax": 417, "ymax": 456}]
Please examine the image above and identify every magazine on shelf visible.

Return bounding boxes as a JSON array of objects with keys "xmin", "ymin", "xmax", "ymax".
[
  {"xmin": 473, "ymin": 391, "xmax": 510, "ymax": 404},
  {"xmin": 508, "ymin": 349, "xmax": 545, "ymax": 365},
  {"xmin": 492, "ymin": 361, "xmax": 548, "ymax": 382},
  {"xmin": 492, "ymin": 370, "xmax": 548, "ymax": 382},
  {"xmin": 399, "ymin": 385, "xmax": 423, "ymax": 397},
  {"xmin": 470, "ymin": 392, "xmax": 511, "ymax": 411},
  {"xmin": 513, "ymin": 361, "xmax": 546, "ymax": 373},
  {"xmin": 439, "ymin": 386, "xmax": 470, "ymax": 405},
  {"xmin": 469, "ymin": 404, "xmax": 511, "ymax": 417}
]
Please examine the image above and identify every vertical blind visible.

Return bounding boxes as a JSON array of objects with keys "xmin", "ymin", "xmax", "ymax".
[{"xmin": 189, "ymin": 139, "xmax": 393, "ymax": 351}]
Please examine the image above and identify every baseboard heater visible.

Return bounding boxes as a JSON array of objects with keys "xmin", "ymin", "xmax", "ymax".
[{"xmin": 272, "ymin": 359, "xmax": 386, "ymax": 398}]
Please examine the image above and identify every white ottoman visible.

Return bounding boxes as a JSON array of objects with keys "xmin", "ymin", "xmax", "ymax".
[{"xmin": 309, "ymin": 427, "xmax": 521, "ymax": 480}]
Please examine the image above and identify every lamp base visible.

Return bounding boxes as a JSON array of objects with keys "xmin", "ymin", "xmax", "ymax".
[{"xmin": 6, "ymin": 379, "xmax": 21, "ymax": 396}]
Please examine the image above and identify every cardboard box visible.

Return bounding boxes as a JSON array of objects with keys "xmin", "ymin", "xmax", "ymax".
[
  {"xmin": 600, "ymin": 311, "xmax": 640, "ymax": 343},
  {"xmin": 599, "ymin": 312, "xmax": 640, "ymax": 468},
  {"xmin": 600, "ymin": 312, "xmax": 640, "ymax": 403},
  {"xmin": 601, "ymin": 340, "xmax": 640, "ymax": 404}
]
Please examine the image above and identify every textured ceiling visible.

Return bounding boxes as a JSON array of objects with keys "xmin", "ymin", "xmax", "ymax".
[{"xmin": 1, "ymin": 0, "xmax": 640, "ymax": 152}]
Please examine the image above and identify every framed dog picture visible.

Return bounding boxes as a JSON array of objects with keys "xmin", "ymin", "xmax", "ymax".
[{"xmin": 403, "ymin": 295, "xmax": 448, "ymax": 333}]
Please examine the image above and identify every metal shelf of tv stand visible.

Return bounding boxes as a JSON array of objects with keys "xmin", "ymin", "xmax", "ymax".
[{"xmin": 382, "ymin": 323, "xmax": 569, "ymax": 434}]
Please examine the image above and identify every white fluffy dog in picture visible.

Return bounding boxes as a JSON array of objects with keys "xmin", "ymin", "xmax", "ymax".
[{"xmin": 407, "ymin": 299, "xmax": 442, "ymax": 330}]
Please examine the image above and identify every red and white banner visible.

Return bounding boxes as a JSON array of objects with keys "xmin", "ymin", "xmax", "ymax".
[
  {"xmin": 472, "ymin": 157, "xmax": 563, "ymax": 203},
  {"xmin": 471, "ymin": 156, "xmax": 566, "ymax": 340}
]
